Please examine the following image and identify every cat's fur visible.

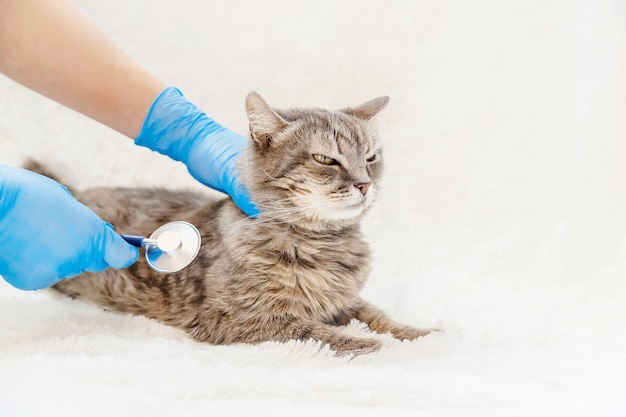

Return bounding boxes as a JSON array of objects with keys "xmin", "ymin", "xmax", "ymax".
[{"xmin": 27, "ymin": 92, "xmax": 433, "ymax": 355}]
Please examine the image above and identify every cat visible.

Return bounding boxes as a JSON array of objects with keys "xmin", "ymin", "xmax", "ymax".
[{"xmin": 26, "ymin": 92, "xmax": 434, "ymax": 356}]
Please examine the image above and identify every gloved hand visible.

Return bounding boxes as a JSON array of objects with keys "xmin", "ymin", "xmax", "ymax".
[
  {"xmin": 0, "ymin": 166, "xmax": 139, "ymax": 291},
  {"xmin": 135, "ymin": 87, "xmax": 259, "ymax": 217}
]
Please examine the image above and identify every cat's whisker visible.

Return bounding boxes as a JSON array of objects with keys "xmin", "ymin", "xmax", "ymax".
[
  {"xmin": 252, "ymin": 208, "xmax": 326, "ymax": 227},
  {"xmin": 262, "ymin": 170, "xmax": 280, "ymax": 182},
  {"xmin": 248, "ymin": 193, "xmax": 366, "ymax": 226},
  {"xmin": 244, "ymin": 206, "xmax": 321, "ymax": 225},
  {"xmin": 238, "ymin": 200, "xmax": 341, "ymax": 227},
  {"xmin": 231, "ymin": 205, "xmax": 305, "ymax": 226},
  {"xmin": 252, "ymin": 195, "xmax": 328, "ymax": 213},
  {"xmin": 253, "ymin": 197, "xmax": 312, "ymax": 209},
  {"xmin": 250, "ymin": 202, "xmax": 305, "ymax": 215}
]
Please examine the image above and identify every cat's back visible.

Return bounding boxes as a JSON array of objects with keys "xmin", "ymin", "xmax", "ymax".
[
  {"xmin": 76, "ymin": 186, "xmax": 213, "ymax": 233},
  {"xmin": 22, "ymin": 158, "xmax": 219, "ymax": 234}
]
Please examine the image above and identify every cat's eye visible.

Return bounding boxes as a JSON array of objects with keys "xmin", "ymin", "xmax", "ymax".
[
  {"xmin": 366, "ymin": 154, "xmax": 377, "ymax": 163},
  {"xmin": 312, "ymin": 154, "xmax": 338, "ymax": 165}
]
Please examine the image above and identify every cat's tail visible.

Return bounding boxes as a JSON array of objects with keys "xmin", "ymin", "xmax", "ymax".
[{"xmin": 21, "ymin": 158, "xmax": 75, "ymax": 194}]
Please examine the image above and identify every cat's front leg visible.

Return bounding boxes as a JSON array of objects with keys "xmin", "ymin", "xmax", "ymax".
[{"xmin": 349, "ymin": 300, "xmax": 436, "ymax": 341}]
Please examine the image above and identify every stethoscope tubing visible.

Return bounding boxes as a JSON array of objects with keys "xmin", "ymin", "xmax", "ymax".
[{"xmin": 121, "ymin": 235, "xmax": 148, "ymax": 247}]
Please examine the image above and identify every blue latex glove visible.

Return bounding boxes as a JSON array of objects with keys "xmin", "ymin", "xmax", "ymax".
[
  {"xmin": 0, "ymin": 166, "xmax": 139, "ymax": 291},
  {"xmin": 135, "ymin": 87, "xmax": 259, "ymax": 217}
]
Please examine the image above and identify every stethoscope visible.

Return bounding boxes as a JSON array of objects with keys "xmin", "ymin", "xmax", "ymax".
[{"xmin": 121, "ymin": 221, "xmax": 201, "ymax": 273}]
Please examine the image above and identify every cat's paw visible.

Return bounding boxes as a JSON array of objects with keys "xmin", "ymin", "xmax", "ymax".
[
  {"xmin": 330, "ymin": 337, "xmax": 383, "ymax": 357},
  {"xmin": 390, "ymin": 326, "xmax": 440, "ymax": 341}
]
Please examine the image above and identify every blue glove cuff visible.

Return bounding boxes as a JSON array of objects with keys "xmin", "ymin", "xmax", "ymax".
[{"xmin": 135, "ymin": 87, "xmax": 217, "ymax": 163}]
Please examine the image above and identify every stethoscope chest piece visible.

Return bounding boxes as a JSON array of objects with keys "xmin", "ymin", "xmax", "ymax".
[
  {"xmin": 145, "ymin": 221, "xmax": 201, "ymax": 273},
  {"xmin": 122, "ymin": 221, "xmax": 201, "ymax": 273}
]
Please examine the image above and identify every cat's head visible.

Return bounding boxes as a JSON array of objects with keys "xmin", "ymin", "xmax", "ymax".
[{"xmin": 239, "ymin": 92, "xmax": 389, "ymax": 230}]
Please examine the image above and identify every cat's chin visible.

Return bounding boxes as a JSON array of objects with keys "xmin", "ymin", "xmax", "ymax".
[
  {"xmin": 282, "ymin": 190, "xmax": 374, "ymax": 227},
  {"xmin": 310, "ymin": 203, "xmax": 368, "ymax": 225},
  {"xmin": 276, "ymin": 203, "xmax": 366, "ymax": 232}
]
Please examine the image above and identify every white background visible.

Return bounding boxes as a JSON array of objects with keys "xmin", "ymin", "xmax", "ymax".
[{"xmin": 1, "ymin": 1, "xmax": 625, "ymax": 415}]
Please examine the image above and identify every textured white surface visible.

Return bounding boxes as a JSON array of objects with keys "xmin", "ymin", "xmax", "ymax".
[{"xmin": 1, "ymin": 1, "xmax": 625, "ymax": 416}]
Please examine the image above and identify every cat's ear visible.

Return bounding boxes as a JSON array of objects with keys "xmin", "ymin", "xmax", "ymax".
[
  {"xmin": 245, "ymin": 92, "xmax": 288, "ymax": 148},
  {"xmin": 339, "ymin": 96, "xmax": 390, "ymax": 121}
]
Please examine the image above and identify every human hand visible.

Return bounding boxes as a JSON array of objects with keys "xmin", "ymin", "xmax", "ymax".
[
  {"xmin": 134, "ymin": 87, "xmax": 259, "ymax": 217},
  {"xmin": 0, "ymin": 166, "xmax": 138, "ymax": 290}
]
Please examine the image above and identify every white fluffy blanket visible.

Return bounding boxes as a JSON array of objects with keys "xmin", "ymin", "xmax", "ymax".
[{"xmin": 1, "ymin": 1, "xmax": 625, "ymax": 416}]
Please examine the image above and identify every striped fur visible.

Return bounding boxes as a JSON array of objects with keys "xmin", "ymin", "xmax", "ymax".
[{"xmin": 29, "ymin": 93, "xmax": 433, "ymax": 356}]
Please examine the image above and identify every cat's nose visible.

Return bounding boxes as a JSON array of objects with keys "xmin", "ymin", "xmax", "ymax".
[{"xmin": 355, "ymin": 182, "xmax": 371, "ymax": 195}]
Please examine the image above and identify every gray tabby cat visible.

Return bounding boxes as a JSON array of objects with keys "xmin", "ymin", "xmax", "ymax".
[{"xmin": 27, "ymin": 92, "xmax": 433, "ymax": 355}]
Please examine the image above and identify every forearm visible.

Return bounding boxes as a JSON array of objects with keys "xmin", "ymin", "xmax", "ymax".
[
  {"xmin": 0, "ymin": 0, "xmax": 259, "ymax": 216},
  {"xmin": 0, "ymin": 0, "xmax": 165, "ymax": 137}
]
